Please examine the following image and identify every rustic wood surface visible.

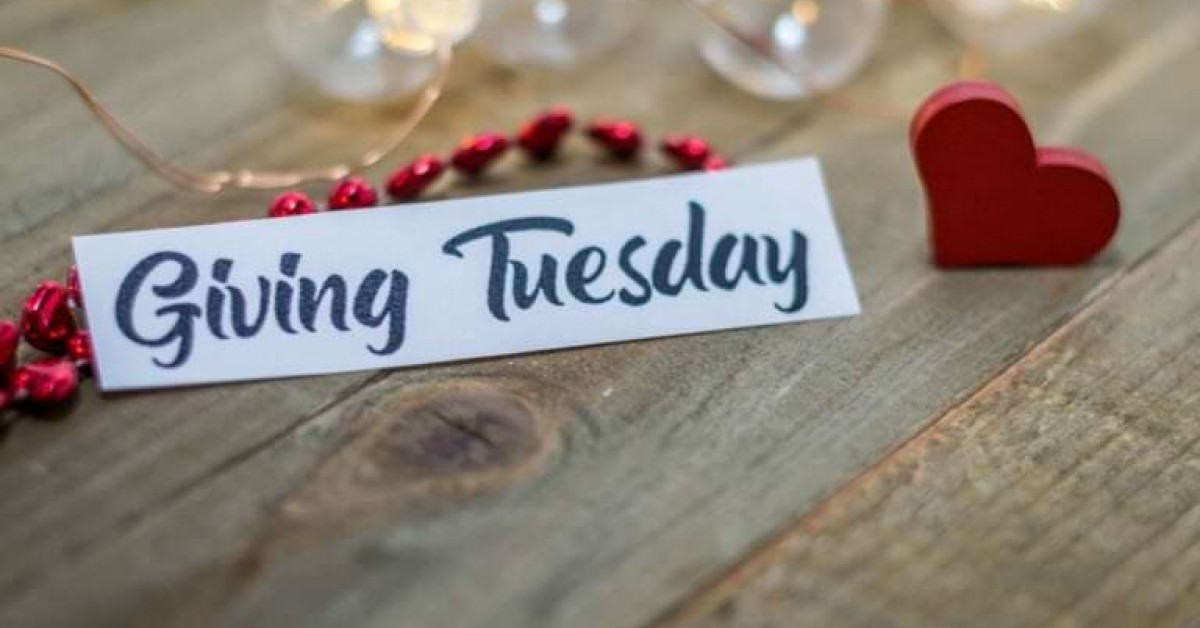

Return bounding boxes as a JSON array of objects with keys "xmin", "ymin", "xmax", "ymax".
[{"xmin": 1, "ymin": 0, "xmax": 1198, "ymax": 627}]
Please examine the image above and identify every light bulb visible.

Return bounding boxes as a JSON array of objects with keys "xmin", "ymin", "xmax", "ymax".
[
  {"xmin": 472, "ymin": 0, "xmax": 639, "ymax": 70},
  {"xmin": 268, "ymin": 0, "xmax": 480, "ymax": 103},
  {"xmin": 369, "ymin": 0, "xmax": 438, "ymax": 53},
  {"xmin": 403, "ymin": 0, "xmax": 481, "ymax": 44},
  {"xmin": 925, "ymin": 0, "xmax": 1113, "ymax": 56},
  {"xmin": 697, "ymin": 0, "xmax": 889, "ymax": 101}
]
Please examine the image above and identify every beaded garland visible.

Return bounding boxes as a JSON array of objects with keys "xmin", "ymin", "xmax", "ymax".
[
  {"xmin": 267, "ymin": 107, "xmax": 728, "ymax": 216},
  {"xmin": 1, "ymin": 106, "xmax": 726, "ymax": 428}
]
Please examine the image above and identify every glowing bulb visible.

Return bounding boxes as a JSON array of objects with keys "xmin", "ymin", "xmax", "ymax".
[
  {"xmin": 404, "ymin": 0, "xmax": 481, "ymax": 44},
  {"xmin": 268, "ymin": 0, "xmax": 458, "ymax": 103},
  {"xmin": 473, "ymin": 0, "xmax": 637, "ymax": 70},
  {"xmin": 1022, "ymin": 0, "xmax": 1077, "ymax": 12},
  {"xmin": 926, "ymin": 0, "xmax": 1111, "ymax": 55},
  {"xmin": 365, "ymin": 0, "xmax": 438, "ymax": 53},
  {"xmin": 365, "ymin": 0, "xmax": 400, "ymax": 15},
  {"xmin": 535, "ymin": 0, "xmax": 569, "ymax": 25},
  {"xmin": 699, "ymin": 0, "xmax": 888, "ymax": 100},
  {"xmin": 791, "ymin": 0, "xmax": 820, "ymax": 25}
]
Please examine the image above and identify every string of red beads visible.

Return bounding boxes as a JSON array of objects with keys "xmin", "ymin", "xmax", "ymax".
[{"xmin": 267, "ymin": 107, "xmax": 729, "ymax": 218}]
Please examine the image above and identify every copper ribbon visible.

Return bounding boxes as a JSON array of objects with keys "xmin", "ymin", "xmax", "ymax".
[{"xmin": 0, "ymin": 41, "xmax": 452, "ymax": 193}]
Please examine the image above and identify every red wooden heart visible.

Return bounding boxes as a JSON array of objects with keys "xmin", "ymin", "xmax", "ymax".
[{"xmin": 911, "ymin": 81, "xmax": 1120, "ymax": 267}]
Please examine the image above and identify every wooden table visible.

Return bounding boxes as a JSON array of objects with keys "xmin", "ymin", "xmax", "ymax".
[{"xmin": 3, "ymin": 0, "xmax": 1199, "ymax": 626}]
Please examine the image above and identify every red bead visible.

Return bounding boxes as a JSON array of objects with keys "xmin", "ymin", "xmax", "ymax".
[
  {"xmin": 0, "ymin": 320, "xmax": 18, "ymax": 377},
  {"xmin": 66, "ymin": 331, "xmax": 93, "ymax": 371},
  {"xmin": 21, "ymin": 281, "xmax": 76, "ymax": 354},
  {"xmin": 702, "ymin": 155, "xmax": 730, "ymax": 171},
  {"xmin": 451, "ymin": 133, "xmax": 511, "ymax": 176},
  {"xmin": 518, "ymin": 107, "xmax": 575, "ymax": 160},
  {"xmin": 66, "ymin": 265, "xmax": 83, "ymax": 308},
  {"xmin": 9, "ymin": 357, "xmax": 78, "ymax": 406},
  {"xmin": 661, "ymin": 135, "xmax": 713, "ymax": 171},
  {"xmin": 387, "ymin": 155, "xmax": 446, "ymax": 201},
  {"xmin": 328, "ymin": 177, "xmax": 378, "ymax": 210},
  {"xmin": 269, "ymin": 191, "xmax": 318, "ymax": 218},
  {"xmin": 586, "ymin": 119, "xmax": 643, "ymax": 160}
]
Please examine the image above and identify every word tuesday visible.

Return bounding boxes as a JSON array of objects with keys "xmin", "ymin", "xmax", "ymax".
[
  {"xmin": 115, "ymin": 202, "xmax": 808, "ymax": 368},
  {"xmin": 444, "ymin": 202, "xmax": 809, "ymax": 321}
]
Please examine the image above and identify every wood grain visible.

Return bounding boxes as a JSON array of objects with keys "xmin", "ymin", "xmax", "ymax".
[
  {"xmin": 1, "ymin": 1, "xmax": 1198, "ymax": 627},
  {"xmin": 668, "ymin": 164, "xmax": 1200, "ymax": 628}
]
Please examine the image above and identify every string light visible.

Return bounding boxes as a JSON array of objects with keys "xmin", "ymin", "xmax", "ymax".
[
  {"xmin": 1022, "ymin": 0, "xmax": 1077, "ymax": 12},
  {"xmin": 0, "ymin": 0, "xmax": 1112, "ymax": 193}
]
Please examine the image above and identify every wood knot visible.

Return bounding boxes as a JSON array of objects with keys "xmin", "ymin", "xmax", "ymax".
[
  {"xmin": 227, "ymin": 379, "xmax": 569, "ymax": 596},
  {"xmin": 365, "ymin": 388, "xmax": 540, "ymax": 480},
  {"xmin": 277, "ymin": 379, "xmax": 563, "ymax": 530}
]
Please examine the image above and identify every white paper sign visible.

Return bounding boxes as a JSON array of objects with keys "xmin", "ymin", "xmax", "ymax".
[{"xmin": 72, "ymin": 159, "xmax": 860, "ymax": 391}]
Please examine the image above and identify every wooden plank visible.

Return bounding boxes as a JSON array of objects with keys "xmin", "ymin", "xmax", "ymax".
[
  {"xmin": 0, "ymin": 0, "xmax": 849, "ymax": 624},
  {"xmin": 1, "ymin": 1, "xmax": 1199, "ymax": 628},
  {"xmin": 663, "ymin": 156, "xmax": 1200, "ymax": 628}
]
